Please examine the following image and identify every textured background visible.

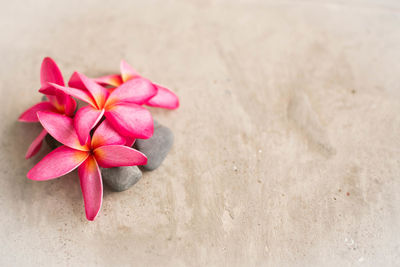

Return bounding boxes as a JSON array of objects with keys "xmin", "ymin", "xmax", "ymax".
[{"xmin": 1, "ymin": 0, "xmax": 400, "ymax": 266}]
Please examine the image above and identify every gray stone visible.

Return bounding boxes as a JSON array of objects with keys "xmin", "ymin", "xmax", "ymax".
[
  {"xmin": 45, "ymin": 134, "xmax": 62, "ymax": 149},
  {"xmin": 134, "ymin": 122, "xmax": 174, "ymax": 171},
  {"xmin": 101, "ymin": 166, "xmax": 142, "ymax": 192}
]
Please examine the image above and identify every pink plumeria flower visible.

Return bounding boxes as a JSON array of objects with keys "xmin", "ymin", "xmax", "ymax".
[
  {"xmin": 94, "ymin": 60, "xmax": 179, "ymax": 109},
  {"xmin": 18, "ymin": 57, "xmax": 76, "ymax": 158},
  {"xmin": 41, "ymin": 71, "xmax": 156, "ymax": 146},
  {"xmin": 27, "ymin": 111, "xmax": 147, "ymax": 220}
]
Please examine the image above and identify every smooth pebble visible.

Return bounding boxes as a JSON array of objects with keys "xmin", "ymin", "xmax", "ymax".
[
  {"xmin": 101, "ymin": 166, "xmax": 142, "ymax": 192},
  {"xmin": 134, "ymin": 121, "xmax": 174, "ymax": 171}
]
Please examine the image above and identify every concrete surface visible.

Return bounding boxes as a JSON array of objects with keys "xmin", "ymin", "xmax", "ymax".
[{"xmin": 1, "ymin": 0, "xmax": 400, "ymax": 266}]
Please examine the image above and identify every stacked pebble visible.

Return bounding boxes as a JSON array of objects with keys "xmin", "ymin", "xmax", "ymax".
[
  {"xmin": 134, "ymin": 120, "xmax": 174, "ymax": 171},
  {"xmin": 45, "ymin": 119, "xmax": 174, "ymax": 192}
]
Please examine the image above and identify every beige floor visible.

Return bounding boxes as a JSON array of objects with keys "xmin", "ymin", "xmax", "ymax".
[{"xmin": 1, "ymin": 0, "xmax": 400, "ymax": 266}]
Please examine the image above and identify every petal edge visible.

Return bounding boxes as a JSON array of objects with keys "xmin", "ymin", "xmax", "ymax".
[
  {"xmin": 146, "ymin": 85, "xmax": 179, "ymax": 109},
  {"xmin": 94, "ymin": 145, "xmax": 147, "ymax": 168},
  {"xmin": 78, "ymin": 156, "xmax": 103, "ymax": 221},
  {"xmin": 27, "ymin": 146, "xmax": 88, "ymax": 181}
]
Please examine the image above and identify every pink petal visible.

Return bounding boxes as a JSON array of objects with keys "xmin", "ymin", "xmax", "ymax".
[
  {"xmin": 37, "ymin": 111, "xmax": 89, "ymax": 151},
  {"xmin": 38, "ymin": 84, "xmax": 58, "ymax": 95},
  {"xmin": 46, "ymin": 92, "xmax": 76, "ymax": 117},
  {"xmin": 120, "ymin": 60, "xmax": 140, "ymax": 82},
  {"xmin": 39, "ymin": 58, "xmax": 72, "ymax": 111},
  {"xmin": 27, "ymin": 146, "xmax": 88, "ymax": 181},
  {"xmin": 70, "ymin": 72, "xmax": 109, "ymax": 109},
  {"xmin": 93, "ymin": 75, "xmax": 122, "ymax": 87},
  {"xmin": 38, "ymin": 86, "xmax": 67, "ymax": 112},
  {"xmin": 74, "ymin": 106, "xmax": 105, "ymax": 145},
  {"xmin": 64, "ymin": 96, "xmax": 77, "ymax": 117},
  {"xmin": 40, "ymin": 87, "xmax": 64, "ymax": 112},
  {"xmin": 105, "ymin": 77, "xmax": 157, "ymax": 106},
  {"xmin": 104, "ymin": 103, "xmax": 154, "ymax": 139},
  {"xmin": 40, "ymin": 57, "xmax": 65, "ymax": 87},
  {"xmin": 68, "ymin": 72, "xmax": 86, "ymax": 90},
  {"xmin": 91, "ymin": 120, "xmax": 126, "ymax": 149},
  {"xmin": 124, "ymin": 137, "xmax": 136, "ymax": 147},
  {"xmin": 46, "ymin": 83, "xmax": 97, "ymax": 108},
  {"xmin": 146, "ymin": 84, "xmax": 179, "ymax": 109},
  {"xmin": 18, "ymin": 102, "xmax": 55, "ymax": 122},
  {"xmin": 93, "ymin": 145, "xmax": 147, "ymax": 168},
  {"xmin": 78, "ymin": 156, "xmax": 103, "ymax": 221},
  {"xmin": 25, "ymin": 129, "xmax": 47, "ymax": 159},
  {"xmin": 47, "ymin": 95, "xmax": 70, "ymax": 115}
]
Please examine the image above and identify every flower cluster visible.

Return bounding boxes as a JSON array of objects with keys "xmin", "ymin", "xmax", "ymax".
[{"xmin": 19, "ymin": 57, "xmax": 179, "ymax": 220}]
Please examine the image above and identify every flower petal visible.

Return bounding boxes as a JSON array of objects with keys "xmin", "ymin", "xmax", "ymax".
[
  {"xmin": 42, "ymin": 90, "xmax": 76, "ymax": 117},
  {"xmin": 40, "ymin": 57, "xmax": 65, "ymax": 87},
  {"xmin": 70, "ymin": 72, "xmax": 109, "ymax": 109},
  {"xmin": 27, "ymin": 146, "xmax": 88, "ymax": 181},
  {"xmin": 43, "ymin": 94, "xmax": 59, "ymax": 110},
  {"xmin": 39, "ymin": 87, "xmax": 66, "ymax": 114},
  {"xmin": 104, "ymin": 103, "xmax": 153, "ymax": 138},
  {"xmin": 91, "ymin": 120, "xmax": 126, "ymax": 149},
  {"xmin": 78, "ymin": 156, "xmax": 103, "ymax": 221},
  {"xmin": 18, "ymin": 102, "xmax": 56, "ymax": 122},
  {"xmin": 37, "ymin": 111, "xmax": 89, "ymax": 151},
  {"xmin": 68, "ymin": 72, "xmax": 86, "ymax": 90},
  {"xmin": 74, "ymin": 106, "xmax": 105, "ymax": 145},
  {"xmin": 146, "ymin": 84, "xmax": 179, "ymax": 109},
  {"xmin": 93, "ymin": 145, "xmax": 147, "ymax": 168},
  {"xmin": 105, "ymin": 77, "xmax": 157, "ymax": 106},
  {"xmin": 124, "ymin": 137, "xmax": 136, "ymax": 147},
  {"xmin": 64, "ymin": 96, "xmax": 77, "ymax": 117},
  {"xmin": 46, "ymin": 83, "xmax": 97, "ymax": 108},
  {"xmin": 25, "ymin": 129, "xmax": 47, "ymax": 159},
  {"xmin": 93, "ymin": 75, "xmax": 122, "ymax": 87},
  {"xmin": 39, "ymin": 57, "xmax": 72, "ymax": 111},
  {"xmin": 120, "ymin": 60, "xmax": 139, "ymax": 82}
]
